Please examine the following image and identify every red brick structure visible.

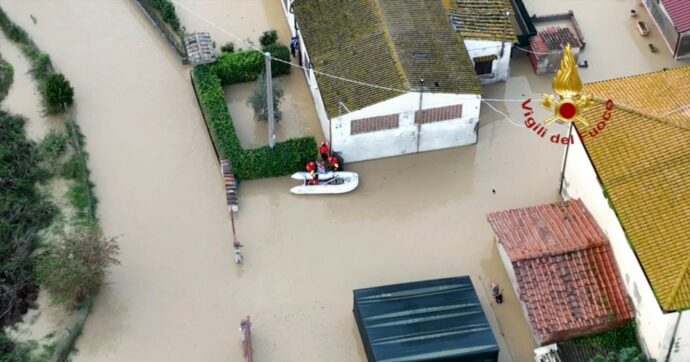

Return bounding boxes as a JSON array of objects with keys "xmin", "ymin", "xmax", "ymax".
[
  {"xmin": 486, "ymin": 200, "xmax": 633, "ymax": 345},
  {"xmin": 529, "ymin": 27, "xmax": 583, "ymax": 75}
]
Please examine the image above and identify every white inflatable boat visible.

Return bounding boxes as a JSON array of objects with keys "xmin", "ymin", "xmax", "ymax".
[{"xmin": 290, "ymin": 171, "xmax": 359, "ymax": 195}]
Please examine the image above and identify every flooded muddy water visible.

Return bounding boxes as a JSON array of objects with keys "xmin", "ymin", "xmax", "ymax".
[{"xmin": 2, "ymin": 0, "xmax": 688, "ymax": 361}]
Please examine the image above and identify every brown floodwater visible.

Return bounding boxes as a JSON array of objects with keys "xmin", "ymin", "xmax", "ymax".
[{"xmin": 2, "ymin": 0, "xmax": 688, "ymax": 361}]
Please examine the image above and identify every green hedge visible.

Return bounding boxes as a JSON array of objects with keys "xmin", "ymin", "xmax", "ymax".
[
  {"xmin": 193, "ymin": 49, "xmax": 315, "ymax": 180},
  {"xmin": 211, "ymin": 47, "xmax": 291, "ymax": 86},
  {"xmin": 143, "ymin": 0, "xmax": 180, "ymax": 32}
]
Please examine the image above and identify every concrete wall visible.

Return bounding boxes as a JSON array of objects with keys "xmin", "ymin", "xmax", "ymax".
[
  {"xmin": 330, "ymin": 93, "xmax": 481, "ymax": 162},
  {"xmin": 642, "ymin": 0, "xmax": 681, "ymax": 56},
  {"xmin": 677, "ymin": 31, "xmax": 690, "ymax": 60},
  {"xmin": 529, "ymin": 47, "xmax": 581, "ymax": 75},
  {"xmin": 464, "ymin": 39, "xmax": 512, "ymax": 84},
  {"xmin": 560, "ymin": 128, "xmax": 689, "ymax": 361}
]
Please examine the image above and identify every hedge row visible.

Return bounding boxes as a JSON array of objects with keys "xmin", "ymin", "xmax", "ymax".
[
  {"xmin": 193, "ymin": 49, "xmax": 316, "ymax": 180},
  {"xmin": 143, "ymin": 0, "xmax": 180, "ymax": 32},
  {"xmin": 210, "ymin": 47, "xmax": 291, "ymax": 86}
]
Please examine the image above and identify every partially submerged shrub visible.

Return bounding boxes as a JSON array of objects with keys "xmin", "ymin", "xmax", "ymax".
[
  {"xmin": 39, "ymin": 131, "xmax": 68, "ymax": 162},
  {"xmin": 211, "ymin": 48, "xmax": 291, "ymax": 85},
  {"xmin": 220, "ymin": 42, "xmax": 235, "ymax": 53},
  {"xmin": 248, "ymin": 71, "xmax": 284, "ymax": 122},
  {"xmin": 0, "ymin": 56, "xmax": 13, "ymax": 102},
  {"xmin": 36, "ymin": 229, "xmax": 120, "ymax": 308},
  {"xmin": 259, "ymin": 30, "xmax": 278, "ymax": 47},
  {"xmin": 147, "ymin": 0, "xmax": 180, "ymax": 31},
  {"xmin": 263, "ymin": 43, "xmax": 292, "ymax": 76},
  {"xmin": 29, "ymin": 53, "xmax": 53, "ymax": 80},
  {"xmin": 42, "ymin": 73, "xmax": 74, "ymax": 114}
]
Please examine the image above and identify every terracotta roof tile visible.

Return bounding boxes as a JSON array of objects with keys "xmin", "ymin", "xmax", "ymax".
[
  {"xmin": 487, "ymin": 200, "xmax": 607, "ymax": 260},
  {"xmin": 663, "ymin": 0, "xmax": 690, "ymax": 33},
  {"xmin": 578, "ymin": 66, "xmax": 690, "ymax": 311},
  {"xmin": 529, "ymin": 27, "xmax": 582, "ymax": 54},
  {"xmin": 487, "ymin": 200, "xmax": 633, "ymax": 345}
]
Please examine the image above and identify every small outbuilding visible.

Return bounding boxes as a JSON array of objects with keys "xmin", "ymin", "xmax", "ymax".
[
  {"xmin": 529, "ymin": 26, "xmax": 583, "ymax": 74},
  {"xmin": 486, "ymin": 200, "xmax": 633, "ymax": 346},
  {"xmin": 353, "ymin": 276, "xmax": 499, "ymax": 362}
]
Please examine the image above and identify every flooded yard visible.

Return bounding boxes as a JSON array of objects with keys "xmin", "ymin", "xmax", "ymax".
[{"xmin": 1, "ymin": 0, "xmax": 688, "ymax": 361}]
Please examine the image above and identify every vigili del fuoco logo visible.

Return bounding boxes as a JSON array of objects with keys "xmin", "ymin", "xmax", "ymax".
[{"xmin": 522, "ymin": 44, "xmax": 614, "ymax": 144}]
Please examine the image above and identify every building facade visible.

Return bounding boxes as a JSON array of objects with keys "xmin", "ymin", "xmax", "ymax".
[
  {"xmin": 560, "ymin": 68, "xmax": 690, "ymax": 361},
  {"xmin": 642, "ymin": 0, "xmax": 690, "ymax": 59},
  {"xmin": 281, "ymin": 0, "xmax": 515, "ymax": 162}
]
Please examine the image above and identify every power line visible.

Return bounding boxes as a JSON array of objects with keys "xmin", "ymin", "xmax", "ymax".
[{"xmin": 170, "ymin": 0, "xmax": 567, "ymax": 98}]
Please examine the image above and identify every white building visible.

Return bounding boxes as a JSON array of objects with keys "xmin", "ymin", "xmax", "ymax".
[
  {"xmin": 447, "ymin": 0, "xmax": 517, "ymax": 84},
  {"xmin": 560, "ymin": 67, "xmax": 690, "ymax": 361},
  {"xmin": 281, "ymin": 0, "xmax": 514, "ymax": 162}
]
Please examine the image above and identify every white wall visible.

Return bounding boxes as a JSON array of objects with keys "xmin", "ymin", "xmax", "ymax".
[
  {"xmin": 330, "ymin": 93, "xmax": 481, "ymax": 162},
  {"xmin": 284, "ymin": 1, "xmax": 481, "ymax": 162},
  {"xmin": 464, "ymin": 39, "xmax": 512, "ymax": 84},
  {"xmin": 560, "ymin": 128, "xmax": 689, "ymax": 361}
]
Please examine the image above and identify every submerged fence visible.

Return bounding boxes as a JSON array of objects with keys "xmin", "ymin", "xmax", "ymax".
[{"xmin": 133, "ymin": 0, "xmax": 189, "ymax": 64}]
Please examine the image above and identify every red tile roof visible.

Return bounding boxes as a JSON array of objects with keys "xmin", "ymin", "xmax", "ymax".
[
  {"xmin": 487, "ymin": 200, "xmax": 606, "ymax": 260},
  {"xmin": 664, "ymin": 0, "xmax": 690, "ymax": 33},
  {"xmin": 530, "ymin": 27, "xmax": 582, "ymax": 55},
  {"xmin": 487, "ymin": 200, "xmax": 634, "ymax": 345}
]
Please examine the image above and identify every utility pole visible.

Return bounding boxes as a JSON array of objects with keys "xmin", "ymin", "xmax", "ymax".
[
  {"xmin": 265, "ymin": 52, "xmax": 276, "ymax": 148},
  {"xmin": 501, "ymin": 11, "xmax": 509, "ymax": 57},
  {"xmin": 417, "ymin": 78, "xmax": 424, "ymax": 153}
]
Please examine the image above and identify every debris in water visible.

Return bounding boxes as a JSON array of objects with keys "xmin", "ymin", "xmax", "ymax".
[{"xmin": 30, "ymin": 15, "xmax": 37, "ymax": 24}]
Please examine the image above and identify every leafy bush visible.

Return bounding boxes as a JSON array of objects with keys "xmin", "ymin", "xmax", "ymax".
[
  {"xmin": 192, "ymin": 63, "xmax": 316, "ymax": 180},
  {"xmin": 64, "ymin": 121, "xmax": 98, "ymax": 223},
  {"xmin": 211, "ymin": 48, "xmax": 291, "ymax": 85},
  {"xmin": 248, "ymin": 71, "xmax": 284, "ymax": 122},
  {"xmin": 145, "ymin": 0, "xmax": 180, "ymax": 32},
  {"xmin": 39, "ymin": 131, "xmax": 68, "ymax": 162},
  {"xmin": 259, "ymin": 30, "xmax": 278, "ymax": 47},
  {"xmin": 263, "ymin": 43, "xmax": 292, "ymax": 76},
  {"xmin": 575, "ymin": 321, "xmax": 639, "ymax": 350},
  {"xmin": 35, "ymin": 229, "xmax": 120, "ymax": 308},
  {"xmin": 0, "ymin": 333, "xmax": 32, "ymax": 362},
  {"xmin": 220, "ymin": 42, "xmax": 235, "ymax": 53},
  {"xmin": 0, "ymin": 110, "xmax": 55, "ymax": 328},
  {"xmin": 590, "ymin": 347, "xmax": 650, "ymax": 362},
  {"xmin": 30, "ymin": 53, "xmax": 53, "ymax": 81},
  {"xmin": 0, "ymin": 55, "xmax": 13, "ymax": 102},
  {"xmin": 0, "ymin": 8, "xmax": 30, "ymax": 44},
  {"xmin": 42, "ymin": 73, "xmax": 74, "ymax": 114}
]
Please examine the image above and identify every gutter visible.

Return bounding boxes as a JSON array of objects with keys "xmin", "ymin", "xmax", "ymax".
[{"xmin": 559, "ymin": 123, "xmax": 573, "ymax": 196}]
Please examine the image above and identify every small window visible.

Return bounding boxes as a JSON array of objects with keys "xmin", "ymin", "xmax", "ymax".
[
  {"xmin": 473, "ymin": 55, "xmax": 497, "ymax": 75},
  {"xmin": 412, "ymin": 52, "xmax": 431, "ymax": 60}
]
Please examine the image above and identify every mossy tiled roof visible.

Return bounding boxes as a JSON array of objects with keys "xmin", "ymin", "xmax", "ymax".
[
  {"xmin": 444, "ymin": 0, "xmax": 518, "ymax": 42},
  {"xmin": 577, "ymin": 67, "xmax": 690, "ymax": 312},
  {"xmin": 293, "ymin": 0, "xmax": 481, "ymax": 118}
]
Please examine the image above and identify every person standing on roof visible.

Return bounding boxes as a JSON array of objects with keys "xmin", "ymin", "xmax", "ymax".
[{"xmin": 319, "ymin": 141, "xmax": 330, "ymax": 161}]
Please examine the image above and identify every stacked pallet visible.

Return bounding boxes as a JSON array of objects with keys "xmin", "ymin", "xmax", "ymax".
[{"xmin": 220, "ymin": 159, "xmax": 239, "ymax": 212}]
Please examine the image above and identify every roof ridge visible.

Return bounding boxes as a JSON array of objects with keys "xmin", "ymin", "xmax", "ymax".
[
  {"xmin": 666, "ymin": 255, "xmax": 690, "ymax": 308},
  {"xmin": 585, "ymin": 66, "xmax": 690, "ymax": 88},
  {"xmin": 371, "ymin": 0, "xmax": 412, "ymax": 91},
  {"xmin": 590, "ymin": 97, "xmax": 690, "ymax": 132}
]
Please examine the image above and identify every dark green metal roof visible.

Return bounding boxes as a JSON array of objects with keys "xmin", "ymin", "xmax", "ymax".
[{"xmin": 353, "ymin": 276, "xmax": 499, "ymax": 362}]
